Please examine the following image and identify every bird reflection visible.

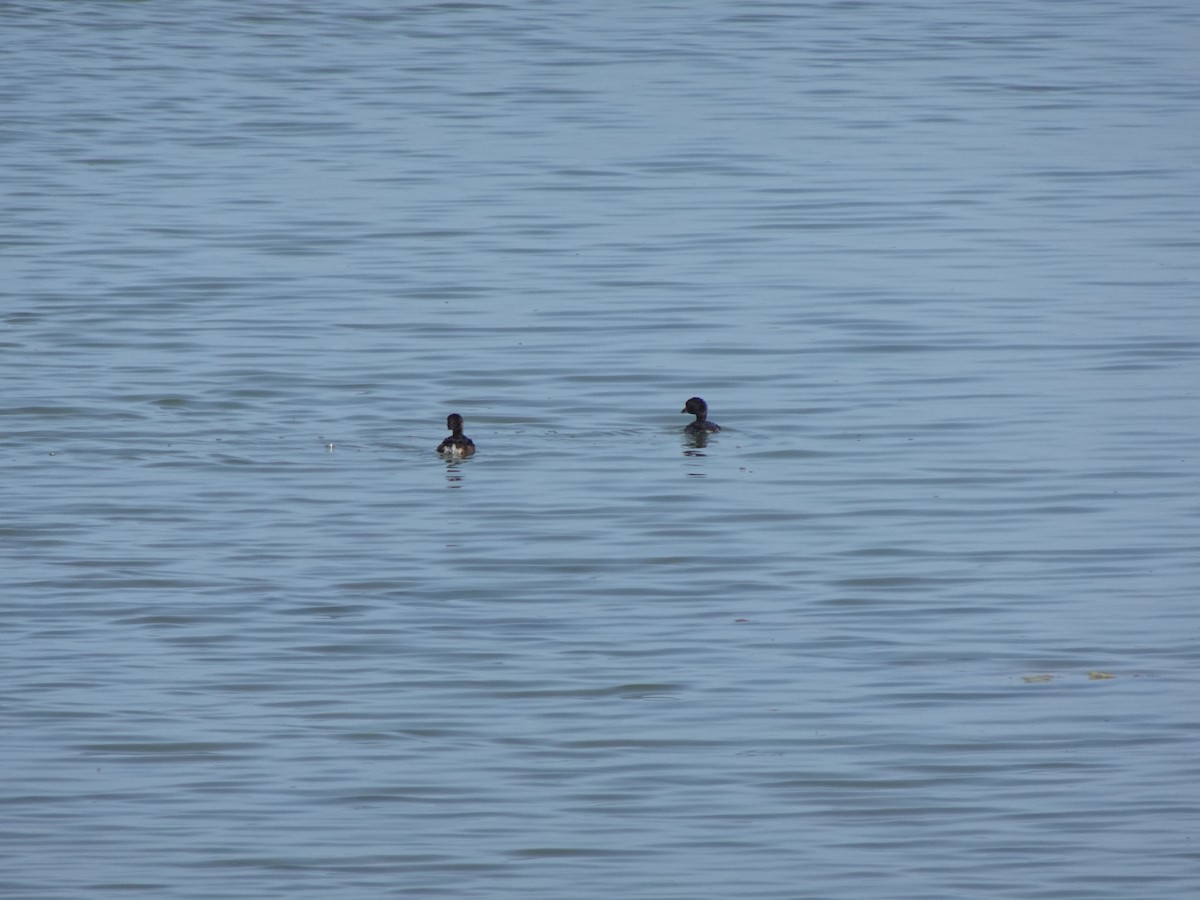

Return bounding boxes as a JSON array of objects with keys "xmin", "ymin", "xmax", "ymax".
[
  {"xmin": 682, "ymin": 432, "xmax": 708, "ymax": 476},
  {"xmin": 442, "ymin": 458, "xmax": 468, "ymax": 487}
]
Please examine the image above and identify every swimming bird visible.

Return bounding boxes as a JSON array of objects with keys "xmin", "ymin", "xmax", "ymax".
[
  {"xmin": 681, "ymin": 397, "xmax": 720, "ymax": 434},
  {"xmin": 436, "ymin": 413, "xmax": 476, "ymax": 457}
]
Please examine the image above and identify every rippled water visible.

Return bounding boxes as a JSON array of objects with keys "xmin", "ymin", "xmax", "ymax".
[{"xmin": 4, "ymin": 2, "xmax": 1199, "ymax": 898}]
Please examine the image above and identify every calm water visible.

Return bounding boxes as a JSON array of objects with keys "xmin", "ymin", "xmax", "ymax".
[{"xmin": 3, "ymin": 1, "xmax": 1199, "ymax": 898}]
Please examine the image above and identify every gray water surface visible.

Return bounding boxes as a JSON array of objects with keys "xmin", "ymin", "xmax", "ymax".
[{"xmin": 3, "ymin": 2, "xmax": 1199, "ymax": 898}]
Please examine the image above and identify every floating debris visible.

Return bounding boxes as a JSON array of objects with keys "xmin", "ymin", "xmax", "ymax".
[{"xmin": 1021, "ymin": 671, "xmax": 1118, "ymax": 684}]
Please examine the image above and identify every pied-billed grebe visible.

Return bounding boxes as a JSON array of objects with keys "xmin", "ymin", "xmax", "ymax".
[
  {"xmin": 436, "ymin": 413, "xmax": 476, "ymax": 456},
  {"xmin": 681, "ymin": 397, "xmax": 720, "ymax": 434}
]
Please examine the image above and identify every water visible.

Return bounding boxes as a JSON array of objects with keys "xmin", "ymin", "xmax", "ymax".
[{"xmin": 3, "ymin": 1, "xmax": 1199, "ymax": 897}]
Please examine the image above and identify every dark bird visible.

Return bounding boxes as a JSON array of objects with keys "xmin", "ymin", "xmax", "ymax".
[
  {"xmin": 436, "ymin": 413, "xmax": 476, "ymax": 456},
  {"xmin": 681, "ymin": 397, "xmax": 720, "ymax": 434}
]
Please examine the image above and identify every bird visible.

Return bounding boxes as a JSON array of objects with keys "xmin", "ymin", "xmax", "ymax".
[
  {"xmin": 436, "ymin": 413, "xmax": 476, "ymax": 456},
  {"xmin": 681, "ymin": 397, "xmax": 720, "ymax": 434}
]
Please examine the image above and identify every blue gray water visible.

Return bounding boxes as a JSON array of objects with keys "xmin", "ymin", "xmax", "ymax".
[{"xmin": 3, "ymin": 2, "xmax": 1199, "ymax": 898}]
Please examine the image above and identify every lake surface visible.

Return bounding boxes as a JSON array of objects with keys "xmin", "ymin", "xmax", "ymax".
[{"xmin": 3, "ymin": 1, "xmax": 1199, "ymax": 898}]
